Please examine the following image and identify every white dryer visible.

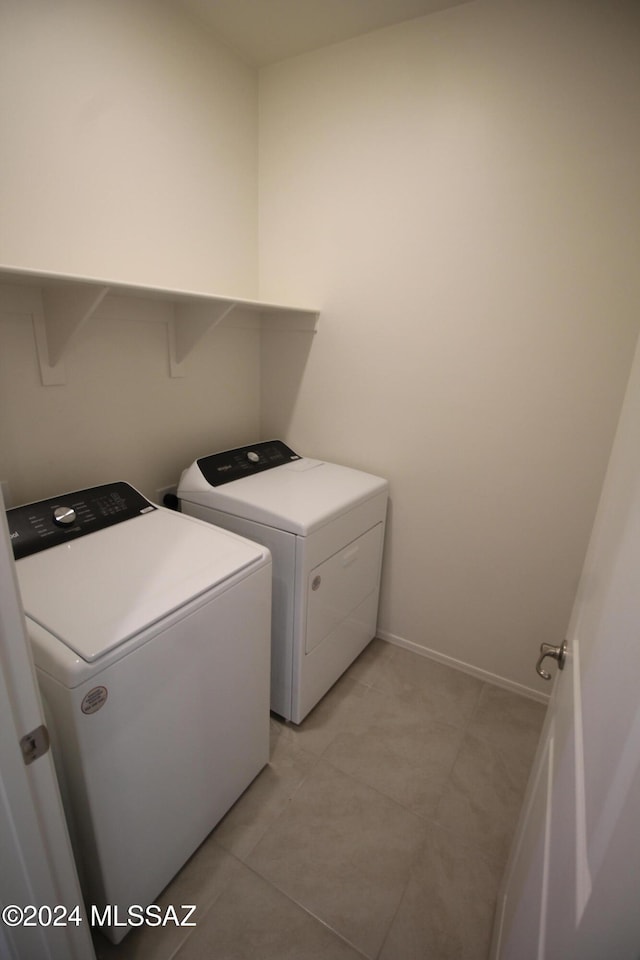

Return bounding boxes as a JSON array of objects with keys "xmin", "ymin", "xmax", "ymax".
[
  {"xmin": 7, "ymin": 482, "xmax": 271, "ymax": 944},
  {"xmin": 178, "ymin": 441, "xmax": 388, "ymax": 723}
]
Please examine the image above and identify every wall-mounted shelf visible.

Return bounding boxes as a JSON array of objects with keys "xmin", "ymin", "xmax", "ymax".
[{"xmin": 0, "ymin": 266, "xmax": 319, "ymax": 385}]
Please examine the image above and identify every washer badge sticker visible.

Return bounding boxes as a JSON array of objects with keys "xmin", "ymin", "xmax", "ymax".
[{"xmin": 81, "ymin": 686, "xmax": 108, "ymax": 715}]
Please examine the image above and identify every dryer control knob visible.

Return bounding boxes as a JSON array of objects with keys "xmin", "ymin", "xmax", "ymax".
[
  {"xmin": 53, "ymin": 506, "xmax": 77, "ymax": 527},
  {"xmin": 247, "ymin": 451, "xmax": 260, "ymax": 463}
]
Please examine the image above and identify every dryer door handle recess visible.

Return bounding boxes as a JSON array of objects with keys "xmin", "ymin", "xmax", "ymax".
[{"xmin": 342, "ymin": 546, "xmax": 359, "ymax": 567}]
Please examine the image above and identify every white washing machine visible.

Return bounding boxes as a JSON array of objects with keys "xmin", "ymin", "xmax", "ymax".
[
  {"xmin": 7, "ymin": 482, "xmax": 271, "ymax": 944},
  {"xmin": 178, "ymin": 441, "xmax": 388, "ymax": 723}
]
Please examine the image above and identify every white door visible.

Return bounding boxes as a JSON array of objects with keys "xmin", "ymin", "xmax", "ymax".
[
  {"xmin": 491, "ymin": 329, "xmax": 640, "ymax": 960},
  {"xmin": 0, "ymin": 496, "xmax": 95, "ymax": 960}
]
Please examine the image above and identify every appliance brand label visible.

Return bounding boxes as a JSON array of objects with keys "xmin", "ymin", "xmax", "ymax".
[{"xmin": 81, "ymin": 686, "xmax": 108, "ymax": 715}]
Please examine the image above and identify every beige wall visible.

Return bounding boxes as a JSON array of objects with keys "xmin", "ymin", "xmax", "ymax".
[
  {"xmin": 1, "ymin": 0, "xmax": 639, "ymax": 696},
  {"xmin": 0, "ymin": 304, "xmax": 261, "ymax": 505},
  {"xmin": 0, "ymin": 0, "xmax": 258, "ymax": 294},
  {"xmin": 0, "ymin": 0, "xmax": 261, "ymax": 504},
  {"xmin": 258, "ymin": 0, "xmax": 640, "ymax": 695}
]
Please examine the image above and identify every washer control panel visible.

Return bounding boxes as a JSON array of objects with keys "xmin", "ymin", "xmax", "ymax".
[
  {"xmin": 197, "ymin": 439, "xmax": 300, "ymax": 487},
  {"xmin": 7, "ymin": 482, "xmax": 156, "ymax": 560}
]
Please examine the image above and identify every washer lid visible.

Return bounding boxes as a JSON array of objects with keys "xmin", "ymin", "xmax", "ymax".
[
  {"xmin": 179, "ymin": 457, "xmax": 388, "ymax": 535},
  {"xmin": 15, "ymin": 508, "xmax": 266, "ymax": 662}
]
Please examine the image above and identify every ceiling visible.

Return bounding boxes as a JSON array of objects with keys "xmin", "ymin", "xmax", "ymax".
[{"xmin": 176, "ymin": 0, "xmax": 470, "ymax": 67}]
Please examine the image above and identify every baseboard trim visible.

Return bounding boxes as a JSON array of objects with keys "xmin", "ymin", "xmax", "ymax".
[{"xmin": 376, "ymin": 629, "xmax": 550, "ymax": 704}]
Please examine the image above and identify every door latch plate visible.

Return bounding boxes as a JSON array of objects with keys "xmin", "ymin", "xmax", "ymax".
[{"xmin": 20, "ymin": 724, "xmax": 50, "ymax": 765}]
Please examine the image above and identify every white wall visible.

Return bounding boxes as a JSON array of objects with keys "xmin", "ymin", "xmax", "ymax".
[
  {"xmin": 2, "ymin": 0, "xmax": 639, "ymax": 696},
  {"xmin": 0, "ymin": 0, "xmax": 258, "ymax": 294},
  {"xmin": 0, "ymin": 304, "xmax": 261, "ymax": 505},
  {"xmin": 0, "ymin": 0, "xmax": 261, "ymax": 504},
  {"xmin": 258, "ymin": 0, "xmax": 640, "ymax": 695}
]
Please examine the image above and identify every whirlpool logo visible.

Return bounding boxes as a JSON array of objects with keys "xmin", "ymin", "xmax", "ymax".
[{"xmin": 9, "ymin": 530, "xmax": 19, "ymax": 540}]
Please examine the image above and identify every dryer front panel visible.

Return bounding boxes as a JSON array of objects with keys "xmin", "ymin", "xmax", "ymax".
[{"xmin": 305, "ymin": 523, "xmax": 384, "ymax": 655}]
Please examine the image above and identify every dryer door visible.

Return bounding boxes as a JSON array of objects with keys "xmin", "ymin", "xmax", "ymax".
[{"xmin": 305, "ymin": 523, "xmax": 384, "ymax": 655}]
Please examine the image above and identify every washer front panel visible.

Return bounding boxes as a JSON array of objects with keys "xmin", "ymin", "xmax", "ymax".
[{"xmin": 35, "ymin": 556, "xmax": 272, "ymax": 943}]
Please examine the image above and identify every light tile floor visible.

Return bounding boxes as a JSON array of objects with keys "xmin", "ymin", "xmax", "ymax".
[{"xmin": 93, "ymin": 639, "xmax": 546, "ymax": 960}]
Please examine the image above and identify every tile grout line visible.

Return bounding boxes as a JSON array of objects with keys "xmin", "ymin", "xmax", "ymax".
[{"xmin": 235, "ymin": 855, "xmax": 373, "ymax": 960}]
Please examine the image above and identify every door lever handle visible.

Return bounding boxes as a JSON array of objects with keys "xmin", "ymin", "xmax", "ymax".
[{"xmin": 536, "ymin": 640, "xmax": 567, "ymax": 680}]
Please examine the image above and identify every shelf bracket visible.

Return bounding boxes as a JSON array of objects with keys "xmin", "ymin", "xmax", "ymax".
[
  {"xmin": 33, "ymin": 282, "xmax": 110, "ymax": 385},
  {"xmin": 168, "ymin": 300, "xmax": 237, "ymax": 377}
]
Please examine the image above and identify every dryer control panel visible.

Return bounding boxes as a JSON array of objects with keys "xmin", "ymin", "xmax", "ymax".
[
  {"xmin": 197, "ymin": 439, "xmax": 301, "ymax": 487},
  {"xmin": 7, "ymin": 482, "xmax": 155, "ymax": 560}
]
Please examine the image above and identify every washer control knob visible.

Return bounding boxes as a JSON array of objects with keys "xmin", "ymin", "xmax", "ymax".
[
  {"xmin": 53, "ymin": 506, "xmax": 77, "ymax": 527},
  {"xmin": 247, "ymin": 451, "xmax": 260, "ymax": 463}
]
